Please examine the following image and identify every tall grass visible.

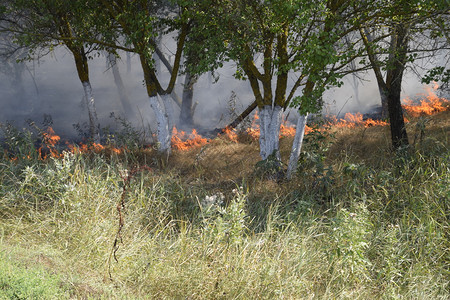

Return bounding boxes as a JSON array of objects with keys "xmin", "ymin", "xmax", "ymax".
[{"xmin": 0, "ymin": 112, "xmax": 448, "ymax": 299}]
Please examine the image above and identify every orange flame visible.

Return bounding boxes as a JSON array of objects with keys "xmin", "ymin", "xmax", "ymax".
[
  {"xmin": 245, "ymin": 111, "xmax": 313, "ymax": 139},
  {"xmin": 38, "ymin": 127, "xmax": 62, "ymax": 159},
  {"xmin": 331, "ymin": 113, "xmax": 388, "ymax": 128},
  {"xmin": 402, "ymin": 83, "xmax": 449, "ymax": 117},
  {"xmin": 171, "ymin": 128, "xmax": 208, "ymax": 150},
  {"xmin": 222, "ymin": 126, "xmax": 239, "ymax": 143},
  {"xmin": 6, "ymin": 83, "xmax": 448, "ymax": 160}
]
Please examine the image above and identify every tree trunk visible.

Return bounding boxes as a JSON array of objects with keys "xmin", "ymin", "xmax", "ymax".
[
  {"xmin": 162, "ymin": 93, "xmax": 175, "ymax": 137},
  {"xmin": 126, "ymin": 52, "xmax": 131, "ymax": 74},
  {"xmin": 350, "ymin": 74, "xmax": 361, "ymax": 106},
  {"xmin": 148, "ymin": 94, "xmax": 171, "ymax": 160},
  {"xmin": 386, "ymin": 23, "xmax": 409, "ymax": 150},
  {"xmin": 180, "ymin": 72, "xmax": 198, "ymax": 127},
  {"xmin": 71, "ymin": 47, "xmax": 100, "ymax": 143},
  {"xmin": 259, "ymin": 105, "xmax": 282, "ymax": 161},
  {"xmin": 379, "ymin": 87, "xmax": 389, "ymax": 119},
  {"xmin": 361, "ymin": 28, "xmax": 389, "ymax": 118},
  {"xmin": 361, "ymin": 24, "xmax": 409, "ymax": 147},
  {"xmin": 81, "ymin": 81, "xmax": 100, "ymax": 143},
  {"xmin": 286, "ymin": 113, "xmax": 309, "ymax": 180},
  {"xmin": 107, "ymin": 52, "xmax": 136, "ymax": 118}
]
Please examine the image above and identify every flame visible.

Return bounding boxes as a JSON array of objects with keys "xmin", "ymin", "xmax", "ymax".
[
  {"xmin": 43, "ymin": 127, "xmax": 60, "ymax": 146},
  {"xmin": 364, "ymin": 118, "xmax": 389, "ymax": 127},
  {"xmin": 5, "ymin": 83, "xmax": 448, "ymax": 160},
  {"xmin": 280, "ymin": 122, "xmax": 296, "ymax": 137},
  {"xmin": 222, "ymin": 126, "xmax": 239, "ymax": 143},
  {"xmin": 246, "ymin": 112, "xmax": 260, "ymax": 139},
  {"xmin": 402, "ymin": 83, "xmax": 449, "ymax": 117},
  {"xmin": 331, "ymin": 113, "xmax": 388, "ymax": 128},
  {"xmin": 171, "ymin": 127, "xmax": 208, "ymax": 150},
  {"xmin": 67, "ymin": 142, "xmax": 122, "ymax": 155},
  {"xmin": 244, "ymin": 111, "xmax": 313, "ymax": 139},
  {"xmin": 38, "ymin": 127, "xmax": 63, "ymax": 159}
]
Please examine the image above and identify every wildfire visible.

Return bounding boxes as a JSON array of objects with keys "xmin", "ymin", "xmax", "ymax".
[
  {"xmin": 330, "ymin": 112, "xmax": 389, "ymax": 128},
  {"xmin": 402, "ymin": 83, "xmax": 449, "ymax": 117},
  {"xmin": 246, "ymin": 112, "xmax": 260, "ymax": 139},
  {"xmin": 38, "ymin": 127, "xmax": 63, "ymax": 159},
  {"xmin": 171, "ymin": 127, "xmax": 208, "ymax": 150},
  {"xmin": 242, "ymin": 112, "xmax": 313, "ymax": 140},
  {"xmin": 5, "ymin": 83, "xmax": 448, "ymax": 158},
  {"xmin": 26, "ymin": 127, "xmax": 123, "ymax": 160},
  {"xmin": 222, "ymin": 126, "xmax": 239, "ymax": 143}
]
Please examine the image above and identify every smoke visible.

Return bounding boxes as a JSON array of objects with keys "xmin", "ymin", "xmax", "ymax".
[{"xmin": 0, "ymin": 46, "xmax": 443, "ymax": 140}]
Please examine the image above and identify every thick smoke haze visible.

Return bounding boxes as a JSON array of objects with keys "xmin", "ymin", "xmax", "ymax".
[{"xmin": 0, "ymin": 46, "xmax": 440, "ymax": 140}]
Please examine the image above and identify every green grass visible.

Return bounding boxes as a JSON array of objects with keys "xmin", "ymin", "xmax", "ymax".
[
  {"xmin": 0, "ymin": 112, "xmax": 449, "ymax": 299},
  {"xmin": 0, "ymin": 247, "xmax": 68, "ymax": 299}
]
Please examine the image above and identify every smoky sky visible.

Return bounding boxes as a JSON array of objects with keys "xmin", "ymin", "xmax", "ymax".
[{"xmin": 0, "ymin": 46, "xmax": 441, "ymax": 139}]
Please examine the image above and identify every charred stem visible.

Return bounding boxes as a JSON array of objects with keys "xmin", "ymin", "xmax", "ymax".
[{"xmin": 108, "ymin": 165, "xmax": 151, "ymax": 281}]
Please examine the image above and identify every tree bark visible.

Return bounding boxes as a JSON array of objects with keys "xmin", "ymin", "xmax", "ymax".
[
  {"xmin": 259, "ymin": 105, "xmax": 282, "ymax": 161},
  {"xmin": 180, "ymin": 72, "xmax": 198, "ymax": 127},
  {"xmin": 286, "ymin": 113, "xmax": 309, "ymax": 180},
  {"xmin": 148, "ymin": 94, "xmax": 171, "ymax": 159},
  {"xmin": 361, "ymin": 24, "xmax": 409, "ymax": 149},
  {"xmin": 107, "ymin": 52, "xmax": 136, "ymax": 118},
  {"xmin": 360, "ymin": 28, "xmax": 389, "ymax": 118},
  {"xmin": 385, "ymin": 23, "xmax": 409, "ymax": 150},
  {"xmin": 162, "ymin": 93, "xmax": 175, "ymax": 137},
  {"xmin": 81, "ymin": 81, "xmax": 100, "ymax": 143},
  {"xmin": 126, "ymin": 52, "xmax": 131, "ymax": 74},
  {"xmin": 72, "ymin": 47, "xmax": 100, "ymax": 143}
]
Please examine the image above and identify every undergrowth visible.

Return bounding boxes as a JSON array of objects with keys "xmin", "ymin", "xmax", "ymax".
[{"xmin": 0, "ymin": 112, "xmax": 448, "ymax": 299}]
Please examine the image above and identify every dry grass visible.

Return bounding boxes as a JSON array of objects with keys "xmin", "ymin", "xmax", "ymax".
[{"xmin": 0, "ymin": 110, "xmax": 448, "ymax": 299}]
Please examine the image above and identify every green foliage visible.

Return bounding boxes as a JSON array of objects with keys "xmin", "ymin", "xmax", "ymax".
[
  {"xmin": 327, "ymin": 204, "xmax": 373, "ymax": 281},
  {"xmin": 0, "ymin": 122, "xmax": 38, "ymax": 161},
  {"xmin": 422, "ymin": 66, "xmax": 450, "ymax": 84},
  {"xmin": 0, "ymin": 250, "xmax": 68, "ymax": 299},
  {"xmin": 254, "ymin": 152, "xmax": 283, "ymax": 179},
  {"xmin": 296, "ymin": 127, "xmax": 335, "ymax": 198},
  {"xmin": 200, "ymin": 187, "xmax": 248, "ymax": 246},
  {"xmin": 103, "ymin": 113, "xmax": 145, "ymax": 150}
]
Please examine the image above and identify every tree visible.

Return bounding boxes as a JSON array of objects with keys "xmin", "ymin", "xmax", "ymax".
[
  {"xmin": 0, "ymin": 29, "xmax": 36, "ymax": 115},
  {"xmin": 1, "ymin": 0, "xmax": 104, "ymax": 142},
  {"xmin": 98, "ymin": 0, "xmax": 190, "ymax": 161},
  {"xmin": 187, "ymin": 0, "xmax": 370, "ymax": 178},
  {"xmin": 359, "ymin": 0, "xmax": 450, "ymax": 150}
]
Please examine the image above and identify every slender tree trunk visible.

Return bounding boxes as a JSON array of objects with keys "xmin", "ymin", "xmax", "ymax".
[
  {"xmin": 126, "ymin": 52, "xmax": 131, "ymax": 74},
  {"xmin": 139, "ymin": 51, "xmax": 175, "ymax": 159},
  {"xmin": 386, "ymin": 23, "xmax": 409, "ymax": 150},
  {"xmin": 72, "ymin": 47, "xmax": 100, "ymax": 143},
  {"xmin": 350, "ymin": 74, "xmax": 361, "ymax": 106},
  {"xmin": 361, "ymin": 28, "xmax": 389, "ymax": 118},
  {"xmin": 259, "ymin": 105, "xmax": 282, "ymax": 161},
  {"xmin": 81, "ymin": 81, "xmax": 100, "ymax": 143},
  {"xmin": 180, "ymin": 72, "xmax": 198, "ymax": 127},
  {"xmin": 162, "ymin": 93, "xmax": 175, "ymax": 137},
  {"xmin": 287, "ymin": 113, "xmax": 309, "ymax": 180},
  {"xmin": 154, "ymin": 46, "xmax": 183, "ymax": 108},
  {"xmin": 379, "ymin": 88, "xmax": 389, "ymax": 119},
  {"xmin": 107, "ymin": 52, "xmax": 136, "ymax": 118}
]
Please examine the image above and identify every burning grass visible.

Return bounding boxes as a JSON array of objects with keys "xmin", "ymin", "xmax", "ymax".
[
  {"xmin": 403, "ymin": 82, "xmax": 449, "ymax": 117},
  {"xmin": 2, "ymin": 82, "xmax": 446, "ymax": 162}
]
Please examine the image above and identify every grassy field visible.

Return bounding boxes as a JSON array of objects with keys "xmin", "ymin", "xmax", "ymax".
[{"xmin": 0, "ymin": 110, "xmax": 448, "ymax": 299}]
